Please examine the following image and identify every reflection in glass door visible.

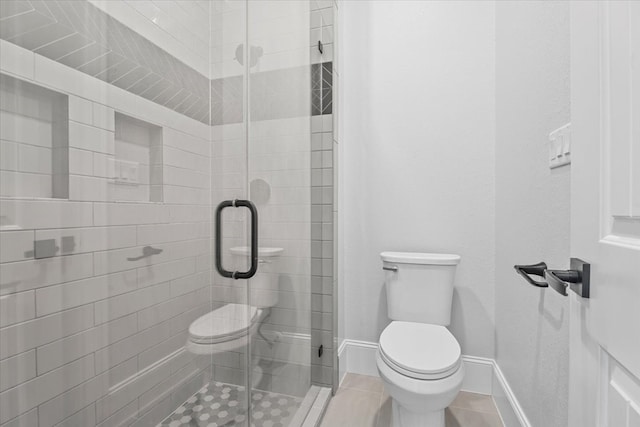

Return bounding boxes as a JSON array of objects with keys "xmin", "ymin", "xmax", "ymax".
[
  {"xmin": 207, "ymin": 1, "xmax": 321, "ymax": 425},
  {"xmin": 246, "ymin": 0, "xmax": 312, "ymax": 420}
]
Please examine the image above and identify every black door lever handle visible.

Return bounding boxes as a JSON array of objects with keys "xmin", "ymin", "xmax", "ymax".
[
  {"xmin": 544, "ymin": 269, "xmax": 580, "ymax": 296},
  {"xmin": 545, "ymin": 260, "xmax": 590, "ymax": 298},
  {"xmin": 514, "ymin": 262, "xmax": 548, "ymax": 287},
  {"xmin": 514, "ymin": 259, "xmax": 590, "ymax": 298}
]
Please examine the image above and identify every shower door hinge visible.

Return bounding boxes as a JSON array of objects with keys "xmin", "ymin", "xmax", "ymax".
[{"xmin": 318, "ymin": 345, "xmax": 324, "ymax": 358}]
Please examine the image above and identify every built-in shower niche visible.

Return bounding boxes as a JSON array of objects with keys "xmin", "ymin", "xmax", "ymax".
[
  {"xmin": 113, "ymin": 113, "xmax": 163, "ymax": 202},
  {"xmin": 0, "ymin": 73, "xmax": 69, "ymax": 199}
]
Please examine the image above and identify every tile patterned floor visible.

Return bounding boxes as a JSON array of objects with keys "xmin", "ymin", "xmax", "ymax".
[
  {"xmin": 320, "ymin": 374, "xmax": 504, "ymax": 427},
  {"xmin": 158, "ymin": 381, "xmax": 303, "ymax": 427}
]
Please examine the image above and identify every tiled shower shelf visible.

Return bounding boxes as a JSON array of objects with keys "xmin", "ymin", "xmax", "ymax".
[
  {"xmin": 0, "ymin": 73, "xmax": 166, "ymax": 204},
  {"xmin": 113, "ymin": 113, "xmax": 164, "ymax": 203},
  {"xmin": 0, "ymin": 73, "xmax": 69, "ymax": 199}
]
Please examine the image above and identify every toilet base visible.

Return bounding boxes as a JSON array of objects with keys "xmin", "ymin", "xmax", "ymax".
[
  {"xmin": 392, "ymin": 399, "xmax": 444, "ymax": 427},
  {"xmin": 377, "ymin": 350, "xmax": 463, "ymax": 427}
]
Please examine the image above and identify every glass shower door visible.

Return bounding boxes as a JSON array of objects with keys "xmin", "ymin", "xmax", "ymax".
[
  {"xmin": 210, "ymin": 0, "xmax": 315, "ymax": 425},
  {"xmin": 246, "ymin": 1, "xmax": 313, "ymax": 422}
]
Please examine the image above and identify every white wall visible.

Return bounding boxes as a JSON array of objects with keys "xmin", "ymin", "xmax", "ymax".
[
  {"xmin": 495, "ymin": 2, "xmax": 571, "ymax": 426},
  {"xmin": 340, "ymin": 1, "xmax": 572, "ymax": 424},
  {"xmin": 341, "ymin": 1, "xmax": 496, "ymax": 358}
]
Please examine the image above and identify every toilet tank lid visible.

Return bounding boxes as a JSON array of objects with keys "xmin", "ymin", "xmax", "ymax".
[{"xmin": 380, "ymin": 251, "xmax": 461, "ymax": 265}]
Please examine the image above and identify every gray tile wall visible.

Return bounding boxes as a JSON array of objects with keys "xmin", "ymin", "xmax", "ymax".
[
  {"xmin": 0, "ymin": 0, "xmax": 210, "ymax": 124},
  {"xmin": 310, "ymin": 0, "xmax": 337, "ymax": 389},
  {"xmin": 210, "ymin": 62, "xmax": 329, "ymax": 126},
  {"xmin": 0, "ymin": 2, "xmax": 337, "ymax": 128}
]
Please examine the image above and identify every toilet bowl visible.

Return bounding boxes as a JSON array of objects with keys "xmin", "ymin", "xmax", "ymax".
[
  {"xmin": 377, "ymin": 251, "xmax": 463, "ymax": 427},
  {"xmin": 186, "ymin": 247, "xmax": 283, "ymax": 356},
  {"xmin": 187, "ymin": 303, "xmax": 263, "ymax": 355},
  {"xmin": 376, "ymin": 321, "xmax": 464, "ymax": 427}
]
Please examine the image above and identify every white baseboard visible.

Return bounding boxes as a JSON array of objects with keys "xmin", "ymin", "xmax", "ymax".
[
  {"xmin": 337, "ymin": 339, "xmax": 530, "ymax": 427},
  {"xmin": 341, "ymin": 339, "xmax": 378, "ymax": 377},
  {"xmin": 337, "ymin": 340, "xmax": 348, "ymax": 387},
  {"xmin": 458, "ymin": 355, "xmax": 494, "ymax": 395},
  {"xmin": 492, "ymin": 362, "xmax": 531, "ymax": 427}
]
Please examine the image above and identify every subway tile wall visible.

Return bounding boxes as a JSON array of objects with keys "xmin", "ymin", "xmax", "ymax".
[
  {"xmin": 0, "ymin": 0, "xmax": 339, "ymax": 425},
  {"xmin": 0, "ymin": 36, "xmax": 213, "ymax": 427}
]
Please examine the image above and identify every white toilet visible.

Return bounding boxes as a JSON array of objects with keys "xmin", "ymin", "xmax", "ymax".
[
  {"xmin": 186, "ymin": 246, "xmax": 283, "ymax": 356},
  {"xmin": 376, "ymin": 251, "xmax": 463, "ymax": 427}
]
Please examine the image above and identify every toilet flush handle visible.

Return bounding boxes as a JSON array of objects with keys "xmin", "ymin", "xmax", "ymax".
[{"xmin": 382, "ymin": 265, "xmax": 398, "ymax": 272}]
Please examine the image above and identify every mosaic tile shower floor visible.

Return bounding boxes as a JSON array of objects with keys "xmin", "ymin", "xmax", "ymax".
[{"xmin": 158, "ymin": 381, "xmax": 303, "ymax": 427}]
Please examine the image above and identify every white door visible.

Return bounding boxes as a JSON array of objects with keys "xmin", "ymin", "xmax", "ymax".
[{"xmin": 570, "ymin": 2, "xmax": 640, "ymax": 426}]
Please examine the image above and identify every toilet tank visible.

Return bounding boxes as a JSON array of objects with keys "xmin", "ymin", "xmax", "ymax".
[
  {"xmin": 231, "ymin": 247, "xmax": 283, "ymax": 308},
  {"xmin": 381, "ymin": 251, "xmax": 461, "ymax": 326}
]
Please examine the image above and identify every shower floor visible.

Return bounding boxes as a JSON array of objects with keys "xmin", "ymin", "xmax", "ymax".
[{"xmin": 158, "ymin": 381, "xmax": 303, "ymax": 427}]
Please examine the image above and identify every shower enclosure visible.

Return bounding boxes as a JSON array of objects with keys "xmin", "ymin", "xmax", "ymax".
[{"xmin": 0, "ymin": 1, "xmax": 337, "ymax": 426}]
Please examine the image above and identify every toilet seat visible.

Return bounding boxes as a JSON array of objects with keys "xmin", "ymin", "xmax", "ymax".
[
  {"xmin": 189, "ymin": 303, "xmax": 259, "ymax": 345},
  {"xmin": 379, "ymin": 321, "xmax": 461, "ymax": 380}
]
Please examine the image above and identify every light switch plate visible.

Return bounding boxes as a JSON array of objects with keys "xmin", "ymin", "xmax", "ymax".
[{"xmin": 549, "ymin": 123, "xmax": 571, "ymax": 169}]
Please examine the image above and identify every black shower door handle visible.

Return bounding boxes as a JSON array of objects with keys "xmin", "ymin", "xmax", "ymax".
[{"xmin": 215, "ymin": 199, "xmax": 258, "ymax": 279}]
